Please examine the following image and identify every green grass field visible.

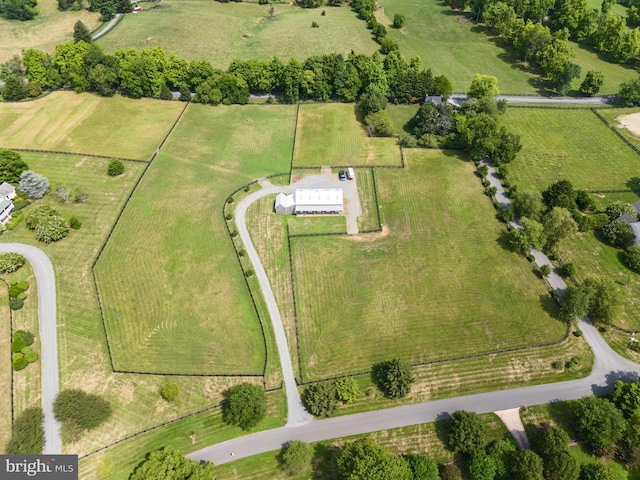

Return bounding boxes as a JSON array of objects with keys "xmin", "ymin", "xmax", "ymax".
[
  {"xmin": 289, "ymin": 149, "xmax": 566, "ymax": 381},
  {"xmin": 94, "ymin": 104, "xmax": 296, "ymax": 375},
  {"xmin": 293, "ymin": 104, "xmax": 402, "ymax": 167},
  {"xmin": 596, "ymin": 107, "xmax": 640, "ymax": 151},
  {"xmin": 0, "ymin": 92, "xmax": 185, "ymax": 160},
  {"xmin": 0, "ymin": 0, "xmax": 100, "ymax": 63},
  {"xmin": 0, "ymin": 284, "xmax": 11, "ymax": 453},
  {"xmin": 378, "ymin": 0, "xmax": 637, "ymax": 94},
  {"xmin": 504, "ymin": 108, "xmax": 640, "ymax": 195},
  {"xmin": 98, "ymin": 1, "xmax": 379, "ymax": 69}
]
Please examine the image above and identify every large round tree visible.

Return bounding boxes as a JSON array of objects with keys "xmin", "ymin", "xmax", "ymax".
[{"xmin": 222, "ymin": 382, "xmax": 266, "ymax": 430}]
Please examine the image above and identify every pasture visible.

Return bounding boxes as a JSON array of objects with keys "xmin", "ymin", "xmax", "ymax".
[
  {"xmin": 97, "ymin": 0, "xmax": 379, "ymax": 69},
  {"xmin": 0, "ymin": 92, "xmax": 185, "ymax": 160},
  {"xmin": 0, "ymin": 0, "xmax": 100, "ymax": 63},
  {"xmin": 0, "ymin": 285, "xmax": 10, "ymax": 452},
  {"xmin": 293, "ymin": 104, "xmax": 402, "ymax": 167},
  {"xmin": 94, "ymin": 104, "xmax": 296, "ymax": 375},
  {"xmin": 378, "ymin": 0, "xmax": 637, "ymax": 94},
  {"xmin": 504, "ymin": 108, "xmax": 640, "ymax": 195},
  {"xmin": 289, "ymin": 149, "xmax": 566, "ymax": 381}
]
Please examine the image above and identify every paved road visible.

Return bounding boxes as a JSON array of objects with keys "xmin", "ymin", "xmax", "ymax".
[
  {"xmin": 450, "ymin": 94, "xmax": 612, "ymax": 105},
  {"xmin": 235, "ymin": 182, "xmax": 313, "ymax": 427},
  {"xmin": 0, "ymin": 244, "xmax": 61, "ymax": 454},
  {"xmin": 91, "ymin": 14, "xmax": 123, "ymax": 41}
]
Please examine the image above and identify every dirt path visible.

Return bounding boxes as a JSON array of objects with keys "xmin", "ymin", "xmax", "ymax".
[{"xmin": 495, "ymin": 408, "xmax": 530, "ymax": 450}]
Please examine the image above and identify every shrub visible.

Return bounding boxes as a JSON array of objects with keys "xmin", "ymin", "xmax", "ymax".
[
  {"xmin": 312, "ymin": 21, "xmax": 319, "ymax": 27},
  {"xmin": 625, "ymin": 245, "xmax": 640, "ymax": 273},
  {"xmin": 372, "ymin": 358, "xmax": 414, "ymax": 399},
  {"xmin": 392, "ymin": 12, "xmax": 405, "ymax": 27},
  {"xmin": 12, "ymin": 353, "xmax": 28, "ymax": 371},
  {"xmin": 225, "ymin": 213, "xmax": 233, "ymax": 221},
  {"xmin": 279, "ymin": 440, "xmax": 313, "ymax": 476},
  {"xmin": 161, "ymin": 383, "xmax": 179, "ymax": 402},
  {"xmin": 563, "ymin": 263, "xmax": 576, "ymax": 277},
  {"xmin": 227, "ymin": 196, "xmax": 234, "ymax": 204},
  {"xmin": 107, "ymin": 158, "xmax": 125, "ymax": 176},
  {"xmin": 0, "ymin": 252, "xmax": 25, "ymax": 273},
  {"xmin": 73, "ymin": 189, "xmax": 88, "ymax": 203},
  {"xmin": 552, "ymin": 360, "xmax": 563, "ymax": 369},
  {"xmin": 477, "ymin": 164, "xmax": 489, "ymax": 177},
  {"xmin": 17, "ymin": 280, "xmax": 29, "ymax": 291},
  {"xmin": 9, "ymin": 285, "xmax": 24, "ymax": 297},
  {"xmin": 321, "ymin": 9, "xmax": 326, "ymax": 15},
  {"xmin": 302, "ymin": 382, "xmax": 338, "ymax": 417},
  {"xmin": 13, "ymin": 199, "xmax": 30, "ymax": 210},
  {"xmin": 55, "ymin": 186, "xmax": 72, "ymax": 203},
  {"xmin": 19, "ymin": 170, "xmax": 50, "ymax": 199},
  {"xmin": 540, "ymin": 264, "xmax": 551, "ymax": 276},
  {"xmin": 245, "ymin": 269, "xmax": 254, "ymax": 278},
  {"xmin": 5, "ymin": 407, "xmax": 44, "ymax": 454},
  {"xmin": 25, "ymin": 205, "xmax": 56, "ymax": 230},
  {"xmin": 238, "ymin": 249, "xmax": 246, "ymax": 257},
  {"xmin": 9, "ymin": 297, "xmax": 24, "ymax": 310},
  {"xmin": 14, "ymin": 329, "xmax": 34, "ymax": 345},
  {"xmin": 335, "ymin": 377, "xmax": 360, "ymax": 404},
  {"xmin": 23, "ymin": 348, "xmax": 38, "ymax": 363},
  {"xmin": 179, "ymin": 85, "xmax": 191, "ymax": 101},
  {"xmin": 365, "ymin": 110, "xmax": 393, "ymax": 137},
  {"xmin": 69, "ymin": 217, "xmax": 82, "ymax": 229},
  {"xmin": 601, "ymin": 220, "xmax": 634, "ymax": 248},
  {"xmin": 35, "ymin": 214, "xmax": 69, "ymax": 244},
  {"xmin": 497, "ymin": 207, "xmax": 514, "ymax": 223},
  {"xmin": 11, "ymin": 339, "xmax": 27, "ymax": 353},
  {"xmin": 221, "ymin": 383, "xmax": 267, "ymax": 430},
  {"xmin": 54, "ymin": 389, "xmax": 113, "ymax": 432}
]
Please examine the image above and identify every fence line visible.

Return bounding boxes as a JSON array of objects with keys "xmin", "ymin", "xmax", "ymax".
[
  {"xmin": 591, "ymin": 108, "xmax": 640, "ymax": 157},
  {"xmin": 3, "ymin": 148, "xmax": 146, "ymax": 163}
]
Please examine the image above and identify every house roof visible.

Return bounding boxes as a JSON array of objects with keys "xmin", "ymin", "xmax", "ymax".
[
  {"xmin": 0, "ymin": 200, "xmax": 13, "ymax": 212},
  {"xmin": 618, "ymin": 213, "xmax": 637, "ymax": 225},
  {"xmin": 424, "ymin": 95, "xmax": 443, "ymax": 104},
  {"xmin": 633, "ymin": 199, "xmax": 640, "ymax": 214},
  {"xmin": 275, "ymin": 192, "xmax": 295, "ymax": 208},
  {"xmin": 0, "ymin": 182, "xmax": 15, "ymax": 197},
  {"xmin": 294, "ymin": 189, "xmax": 343, "ymax": 207}
]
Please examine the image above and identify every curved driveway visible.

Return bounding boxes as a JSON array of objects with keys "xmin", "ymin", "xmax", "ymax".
[
  {"xmin": 0, "ymin": 243, "xmax": 61, "ymax": 454},
  {"xmin": 189, "ymin": 172, "xmax": 640, "ymax": 466}
]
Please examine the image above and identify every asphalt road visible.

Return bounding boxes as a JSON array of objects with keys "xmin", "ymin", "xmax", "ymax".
[
  {"xmin": 450, "ymin": 94, "xmax": 612, "ymax": 105},
  {"xmin": 0, "ymin": 243, "xmax": 61, "ymax": 454}
]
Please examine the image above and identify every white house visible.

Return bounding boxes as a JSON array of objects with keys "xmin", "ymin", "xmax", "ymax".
[
  {"xmin": 0, "ymin": 182, "xmax": 16, "ymax": 201},
  {"xmin": 274, "ymin": 189, "xmax": 344, "ymax": 215},
  {"xmin": 0, "ymin": 200, "xmax": 15, "ymax": 225}
]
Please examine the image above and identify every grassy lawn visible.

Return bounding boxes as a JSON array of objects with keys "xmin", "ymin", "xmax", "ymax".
[
  {"xmin": 596, "ymin": 107, "xmax": 640, "ymax": 151},
  {"xmin": 288, "ymin": 149, "xmax": 566, "ymax": 382},
  {"xmin": 556, "ymin": 232, "xmax": 640, "ymax": 331},
  {"xmin": 504, "ymin": 108, "xmax": 640, "ymax": 195},
  {"xmin": 293, "ymin": 104, "xmax": 402, "ymax": 167},
  {"xmin": 386, "ymin": 104, "xmax": 419, "ymax": 135},
  {"xmin": 0, "ymin": 92, "xmax": 184, "ymax": 160},
  {"xmin": 94, "ymin": 104, "xmax": 296, "ymax": 375},
  {"xmin": 0, "ymin": 0, "xmax": 100, "ymax": 63},
  {"xmin": 0, "ymin": 283, "xmax": 11, "ymax": 453},
  {"xmin": 79, "ymin": 390, "xmax": 286, "ymax": 480},
  {"xmin": 378, "ymin": 0, "xmax": 636, "ymax": 94},
  {"xmin": 0, "ymin": 153, "xmax": 249, "ymax": 457},
  {"xmin": 97, "ymin": 1, "xmax": 378, "ymax": 69}
]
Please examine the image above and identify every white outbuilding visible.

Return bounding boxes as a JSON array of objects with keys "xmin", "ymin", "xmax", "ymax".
[{"xmin": 274, "ymin": 189, "xmax": 343, "ymax": 215}]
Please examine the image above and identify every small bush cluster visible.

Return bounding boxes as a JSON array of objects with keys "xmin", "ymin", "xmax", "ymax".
[
  {"xmin": 302, "ymin": 377, "xmax": 362, "ymax": 418},
  {"xmin": 160, "ymin": 383, "xmax": 179, "ymax": 402},
  {"xmin": 25, "ymin": 205, "xmax": 69, "ymax": 244},
  {"xmin": 8, "ymin": 280, "xmax": 29, "ymax": 311},
  {"xmin": 0, "ymin": 252, "xmax": 25, "ymax": 274},
  {"xmin": 54, "ymin": 389, "xmax": 113, "ymax": 441},
  {"xmin": 11, "ymin": 329, "xmax": 37, "ymax": 371}
]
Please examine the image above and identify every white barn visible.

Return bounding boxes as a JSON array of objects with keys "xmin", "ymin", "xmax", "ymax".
[{"xmin": 274, "ymin": 189, "xmax": 343, "ymax": 215}]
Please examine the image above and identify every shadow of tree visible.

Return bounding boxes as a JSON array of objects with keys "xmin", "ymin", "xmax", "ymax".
[
  {"xmin": 626, "ymin": 177, "xmax": 640, "ymax": 196},
  {"xmin": 591, "ymin": 369, "xmax": 640, "ymax": 396},
  {"xmin": 312, "ymin": 443, "xmax": 340, "ymax": 479}
]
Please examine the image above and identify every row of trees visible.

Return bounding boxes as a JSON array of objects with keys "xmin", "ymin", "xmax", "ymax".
[{"xmin": 2, "ymin": 38, "xmax": 451, "ymax": 107}]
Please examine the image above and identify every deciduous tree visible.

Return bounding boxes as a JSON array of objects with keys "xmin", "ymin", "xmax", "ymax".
[
  {"xmin": 279, "ymin": 441, "xmax": 313, "ymax": 476},
  {"xmin": 573, "ymin": 396, "xmax": 626, "ymax": 454},
  {"xmin": 372, "ymin": 358, "xmax": 414, "ymax": 398},
  {"xmin": 446, "ymin": 410, "xmax": 488, "ymax": 454},
  {"xmin": 337, "ymin": 438, "xmax": 413, "ymax": 480},
  {"xmin": 130, "ymin": 447, "xmax": 215, "ymax": 480},
  {"xmin": 221, "ymin": 383, "xmax": 266, "ymax": 430}
]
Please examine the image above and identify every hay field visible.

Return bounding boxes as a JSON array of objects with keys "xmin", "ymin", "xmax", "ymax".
[
  {"xmin": 293, "ymin": 104, "xmax": 402, "ymax": 167},
  {"xmin": 0, "ymin": 92, "xmax": 184, "ymax": 159},
  {"xmin": 94, "ymin": 104, "xmax": 296, "ymax": 375},
  {"xmin": 0, "ymin": 0, "xmax": 100, "ymax": 63},
  {"xmin": 504, "ymin": 108, "xmax": 640, "ymax": 195},
  {"xmin": 291, "ymin": 149, "xmax": 566, "ymax": 381},
  {"xmin": 98, "ymin": 0, "xmax": 378, "ymax": 68}
]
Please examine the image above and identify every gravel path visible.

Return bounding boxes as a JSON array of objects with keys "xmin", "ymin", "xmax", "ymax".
[
  {"xmin": 495, "ymin": 408, "xmax": 530, "ymax": 450},
  {"xmin": 450, "ymin": 95, "xmax": 612, "ymax": 106},
  {"xmin": 91, "ymin": 14, "xmax": 123, "ymax": 41},
  {"xmin": 0, "ymin": 243, "xmax": 61, "ymax": 453}
]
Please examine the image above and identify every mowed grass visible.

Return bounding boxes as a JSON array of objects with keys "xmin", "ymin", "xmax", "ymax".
[
  {"xmin": 98, "ymin": 1, "xmax": 378, "ymax": 68},
  {"xmin": 293, "ymin": 104, "xmax": 402, "ymax": 167},
  {"xmin": 291, "ymin": 149, "xmax": 566, "ymax": 381},
  {"xmin": 0, "ymin": 284, "xmax": 11, "ymax": 453},
  {"xmin": 557, "ymin": 232, "xmax": 640, "ymax": 330},
  {"xmin": 504, "ymin": 108, "xmax": 640, "ymax": 194},
  {"xmin": 378, "ymin": 0, "xmax": 636, "ymax": 94},
  {"xmin": 94, "ymin": 104, "xmax": 296, "ymax": 375},
  {"xmin": 0, "ymin": 92, "xmax": 184, "ymax": 160},
  {"xmin": 0, "ymin": 0, "xmax": 100, "ymax": 63},
  {"xmin": 596, "ymin": 107, "xmax": 640, "ymax": 151}
]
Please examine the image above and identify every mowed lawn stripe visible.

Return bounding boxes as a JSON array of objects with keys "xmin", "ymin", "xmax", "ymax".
[
  {"xmin": 293, "ymin": 104, "xmax": 402, "ymax": 167},
  {"xmin": 505, "ymin": 108, "xmax": 640, "ymax": 194},
  {"xmin": 292, "ymin": 149, "xmax": 565, "ymax": 381},
  {"xmin": 95, "ymin": 104, "xmax": 297, "ymax": 375},
  {"xmin": 0, "ymin": 92, "xmax": 185, "ymax": 160}
]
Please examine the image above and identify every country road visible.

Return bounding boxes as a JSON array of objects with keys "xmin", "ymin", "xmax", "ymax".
[
  {"xmin": 0, "ymin": 243, "xmax": 61, "ymax": 454},
  {"xmin": 450, "ymin": 94, "xmax": 612, "ymax": 105}
]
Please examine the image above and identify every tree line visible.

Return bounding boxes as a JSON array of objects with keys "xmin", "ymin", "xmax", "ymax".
[{"xmin": 0, "ymin": 37, "xmax": 452, "ymax": 107}]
